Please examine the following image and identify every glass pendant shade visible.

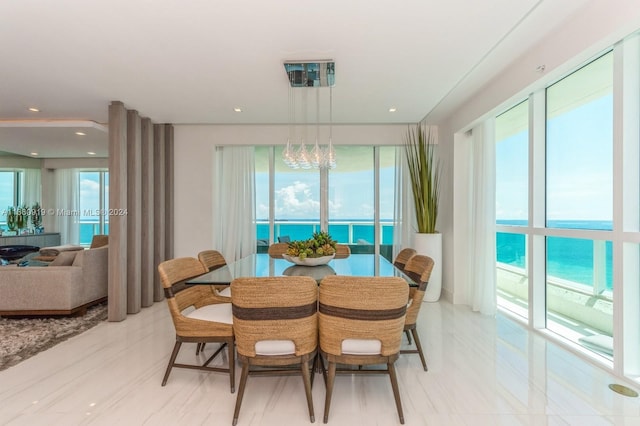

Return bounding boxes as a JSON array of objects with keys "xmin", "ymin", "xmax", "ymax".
[{"xmin": 283, "ymin": 60, "xmax": 336, "ymax": 170}]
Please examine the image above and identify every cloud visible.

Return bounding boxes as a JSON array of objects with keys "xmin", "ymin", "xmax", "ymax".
[{"xmin": 275, "ymin": 181, "xmax": 320, "ymax": 218}]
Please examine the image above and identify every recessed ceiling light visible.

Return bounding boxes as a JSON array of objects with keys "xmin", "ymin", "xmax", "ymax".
[
  {"xmin": 389, "ymin": 107, "xmax": 397, "ymax": 112},
  {"xmin": 75, "ymin": 131, "xmax": 86, "ymax": 136},
  {"xmin": 28, "ymin": 107, "xmax": 40, "ymax": 112},
  {"xmin": 30, "ymin": 152, "xmax": 39, "ymax": 156},
  {"xmin": 87, "ymin": 151, "xmax": 96, "ymax": 156},
  {"xmin": 233, "ymin": 107, "xmax": 243, "ymax": 112}
]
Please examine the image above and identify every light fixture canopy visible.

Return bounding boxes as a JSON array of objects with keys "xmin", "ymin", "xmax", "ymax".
[{"xmin": 282, "ymin": 60, "xmax": 336, "ymax": 170}]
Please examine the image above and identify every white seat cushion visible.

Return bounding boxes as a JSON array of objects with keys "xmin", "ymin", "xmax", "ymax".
[
  {"xmin": 341, "ymin": 339, "xmax": 382, "ymax": 355},
  {"xmin": 255, "ymin": 340, "xmax": 296, "ymax": 356},
  {"xmin": 218, "ymin": 287, "xmax": 231, "ymax": 297},
  {"xmin": 185, "ymin": 303, "xmax": 233, "ymax": 324}
]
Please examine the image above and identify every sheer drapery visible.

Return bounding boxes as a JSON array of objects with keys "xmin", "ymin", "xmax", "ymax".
[
  {"xmin": 53, "ymin": 168, "xmax": 79, "ymax": 244},
  {"xmin": 22, "ymin": 168, "xmax": 41, "ymax": 207},
  {"xmin": 393, "ymin": 146, "xmax": 413, "ymax": 259},
  {"xmin": 466, "ymin": 120, "xmax": 497, "ymax": 315},
  {"xmin": 212, "ymin": 146, "xmax": 257, "ymax": 261}
]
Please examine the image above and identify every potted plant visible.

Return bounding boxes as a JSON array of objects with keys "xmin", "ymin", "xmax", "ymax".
[
  {"xmin": 404, "ymin": 123, "xmax": 443, "ymax": 301},
  {"xmin": 16, "ymin": 204, "xmax": 28, "ymax": 233},
  {"xmin": 6, "ymin": 206, "xmax": 17, "ymax": 234},
  {"xmin": 31, "ymin": 202, "xmax": 43, "ymax": 233}
]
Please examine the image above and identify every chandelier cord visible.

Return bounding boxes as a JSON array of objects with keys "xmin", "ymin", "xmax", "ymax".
[{"xmin": 283, "ymin": 61, "xmax": 336, "ymax": 169}]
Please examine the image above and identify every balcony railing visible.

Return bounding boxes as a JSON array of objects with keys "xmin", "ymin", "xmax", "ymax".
[{"xmin": 256, "ymin": 219, "xmax": 395, "ymax": 246}]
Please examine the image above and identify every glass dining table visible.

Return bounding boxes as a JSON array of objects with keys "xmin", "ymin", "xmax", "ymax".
[{"xmin": 186, "ymin": 253, "xmax": 416, "ymax": 287}]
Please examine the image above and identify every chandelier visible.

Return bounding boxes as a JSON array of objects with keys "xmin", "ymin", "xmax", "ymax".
[{"xmin": 282, "ymin": 60, "xmax": 336, "ymax": 169}]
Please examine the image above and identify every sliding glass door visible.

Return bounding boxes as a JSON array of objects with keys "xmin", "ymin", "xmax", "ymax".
[{"xmin": 256, "ymin": 145, "xmax": 396, "ymax": 259}]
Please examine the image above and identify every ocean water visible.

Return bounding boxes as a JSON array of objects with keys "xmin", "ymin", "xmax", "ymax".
[
  {"xmin": 80, "ymin": 222, "xmax": 108, "ymax": 245},
  {"xmin": 81, "ymin": 218, "xmax": 612, "ymax": 291},
  {"xmin": 497, "ymin": 220, "xmax": 613, "ymax": 290}
]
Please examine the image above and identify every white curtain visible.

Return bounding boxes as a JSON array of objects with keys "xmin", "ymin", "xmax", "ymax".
[
  {"xmin": 466, "ymin": 120, "xmax": 497, "ymax": 315},
  {"xmin": 393, "ymin": 146, "xmax": 414, "ymax": 258},
  {"xmin": 22, "ymin": 168, "xmax": 41, "ymax": 207},
  {"xmin": 53, "ymin": 168, "xmax": 80, "ymax": 244},
  {"xmin": 212, "ymin": 146, "xmax": 257, "ymax": 261}
]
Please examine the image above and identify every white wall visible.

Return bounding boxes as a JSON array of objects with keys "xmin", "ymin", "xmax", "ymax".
[
  {"xmin": 173, "ymin": 123, "xmax": 408, "ymax": 257},
  {"xmin": 429, "ymin": 0, "xmax": 640, "ymax": 304}
]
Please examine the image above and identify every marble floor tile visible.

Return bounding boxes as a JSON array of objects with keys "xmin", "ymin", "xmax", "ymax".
[{"xmin": 1, "ymin": 300, "xmax": 639, "ymax": 425}]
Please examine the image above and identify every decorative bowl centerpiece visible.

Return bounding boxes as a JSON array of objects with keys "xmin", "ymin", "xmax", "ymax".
[
  {"xmin": 282, "ymin": 231, "xmax": 337, "ymax": 267},
  {"xmin": 282, "ymin": 253, "xmax": 335, "ymax": 266}
]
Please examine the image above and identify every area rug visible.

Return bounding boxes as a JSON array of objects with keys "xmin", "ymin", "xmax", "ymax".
[{"xmin": 0, "ymin": 303, "xmax": 107, "ymax": 371}]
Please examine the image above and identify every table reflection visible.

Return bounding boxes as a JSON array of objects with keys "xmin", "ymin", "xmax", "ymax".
[{"xmin": 283, "ymin": 264, "xmax": 337, "ymax": 283}]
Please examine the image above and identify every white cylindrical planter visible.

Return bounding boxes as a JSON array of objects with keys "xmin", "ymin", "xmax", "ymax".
[{"xmin": 414, "ymin": 232, "xmax": 442, "ymax": 302}]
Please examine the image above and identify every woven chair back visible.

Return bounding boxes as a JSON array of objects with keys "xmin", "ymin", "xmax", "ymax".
[
  {"xmin": 334, "ymin": 244, "xmax": 351, "ymax": 259},
  {"xmin": 403, "ymin": 255, "xmax": 435, "ymax": 325},
  {"xmin": 231, "ymin": 276, "xmax": 318, "ymax": 358},
  {"xmin": 393, "ymin": 248, "xmax": 416, "ymax": 271},
  {"xmin": 267, "ymin": 242, "xmax": 289, "ymax": 258},
  {"xmin": 158, "ymin": 257, "xmax": 232, "ymax": 337},
  {"xmin": 198, "ymin": 249, "xmax": 227, "ymax": 271},
  {"xmin": 319, "ymin": 275, "xmax": 408, "ymax": 357},
  {"xmin": 90, "ymin": 234, "xmax": 109, "ymax": 249},
  {"xmin": 158, "ymin": 257, "xmax": 208, "ymax": 312}
]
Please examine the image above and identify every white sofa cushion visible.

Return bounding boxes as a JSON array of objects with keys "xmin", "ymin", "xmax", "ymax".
[{"xmin": 218, "ymin": 287, "xmax": 231, "ymax": 297}]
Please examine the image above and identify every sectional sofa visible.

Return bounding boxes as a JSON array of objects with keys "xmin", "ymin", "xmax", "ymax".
[{"xmin": 0, "ymin": 245, "xmax": 108, "ymax": 316}]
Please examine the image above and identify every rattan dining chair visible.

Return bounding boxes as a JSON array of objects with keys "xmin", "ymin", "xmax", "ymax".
[
  {"xmin": 196, "ymin": 249, "xmax": 231, "ymax": 354},
  {"xmin": 198, "ymin": 249, "xmax": 232, "ymax": 296},
  {"xmin": 333, "ymin": 244, "xmax": 350, "ymax": 259},
  {"xmin": 400, "ymin": 254, "xmax": 434, "ymax": 371},
  {"xmin": 198, "ymin": 249, "xmax": 227, "ymax": 272},
  {"xmin": 268, "ymin": 242, "xmax": 289, "ymax": 258},
  {"xmin": 393, "ymin": 248, "xmax": 416, "ymax": 272},
  {"xmin": 319, "ymin": 275, "xmax": 409, "ymax": 424},
  {"xmin": 157, "ymin": 257, "xmax": 236, "ymax": 392},
  {"xmin": 90, "ymin": 234, "xmax": 109, "ymax": 249},
  {"xmin": 231, "ymin": 276, "xmax": 318, "ymax": 425}
]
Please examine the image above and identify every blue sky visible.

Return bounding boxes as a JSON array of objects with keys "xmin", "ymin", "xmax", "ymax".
[
  {"xmin": 496, "ymin": 94, "xmax": 613, "ymax": 223},
  {"xmin": 256, "ymin": 162, "xmax": 396, "ymax": 221}
]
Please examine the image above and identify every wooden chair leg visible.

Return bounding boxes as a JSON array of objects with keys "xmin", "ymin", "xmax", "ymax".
[
  {"xmin": 411, "ymin": 328, "xmax": 428, "ymax": 371},
  {"xmin": 310, "ymin": 354, "xmax": 317, "ymax": 388},
  {"xmin": 323, "ymin": 361, "xmax": 336, "ymax": 424},
  {"xmin": 228, "ymin": 339, "xmax": 236, "ymax": 393},
  {"xmin": 405, "ymin": 329, "xmax": 412, "ymax": 345},
  {"xmin": 388, "ymin": 362, "xmax": 405, "ymax": 424},
  {"xmin": 300, "ymin": 356, "xmax": 315, "ymax": 423},
  {"xmin": 161, "ymin": 341, "xmax": 182, "ymax": 386},
  {"xmin": 232, "ymin": 360, "xmax": 250, "ymax": 426}
]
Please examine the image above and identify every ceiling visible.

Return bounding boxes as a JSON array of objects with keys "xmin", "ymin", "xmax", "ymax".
[{"xmin": 0, "ymin": 0, "xmax": 593, "ymax": 158}]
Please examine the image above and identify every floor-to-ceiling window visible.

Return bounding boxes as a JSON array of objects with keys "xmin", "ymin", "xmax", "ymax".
[
  {"xmin": 78, "ymin": 170, "xmax": 109, "ymax": 245},
  {"xmin": 328, "ymin": 146, "xmax": 375, "ymax": 250},
  {"xmin": 495, "ymin": 51, "xmax": 616, "ymax": 363},
  {"xmin": 496, "ymin": 100, "xmax": 529, "ymax": 319},
  {"xmin": 0, "ymin": 171, "xmax": 18, "ymax": 227},
  {"xmin": 545, "ymin": 52, "xmax": 613, "ymax": 357},
  {"xmin": 255, "ymin": 145, "xmax": 396, "ymax": 259}
]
